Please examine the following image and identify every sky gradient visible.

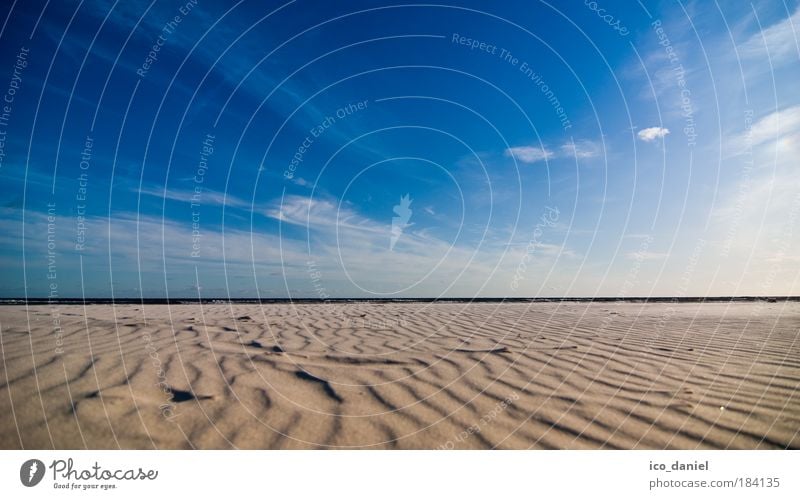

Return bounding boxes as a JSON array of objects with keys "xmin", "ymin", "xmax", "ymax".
[{"xmin": 0, "ymin": 0, "xmax": 798, "ymax": 298}]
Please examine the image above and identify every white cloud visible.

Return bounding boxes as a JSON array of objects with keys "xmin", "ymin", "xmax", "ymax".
[
  {"xmin": 637, "ymin": 127, "xmax": 670, "ymax": 142},
  {"xmin": 738, "ymin": 7, "xmax": 800, "ymax": 65},
  {"xmin": 505, "ymin": 146, "xmax": 553, "ymax": 163}
]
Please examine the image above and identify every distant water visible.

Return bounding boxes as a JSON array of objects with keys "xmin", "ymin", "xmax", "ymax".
[{"xmin": 0, "ymin": 296, "xmax": 794, "ymax": 305}]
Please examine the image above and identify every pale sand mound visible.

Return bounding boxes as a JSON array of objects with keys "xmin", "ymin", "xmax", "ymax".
[{"xmin": 1, "ymin": 302, "xmax": 798, "ymax": 449}]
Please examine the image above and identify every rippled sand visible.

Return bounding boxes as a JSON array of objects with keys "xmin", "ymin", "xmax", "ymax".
[{"xmin": 1, "ymin": 302, "xmax": 798, "ymax": 449}]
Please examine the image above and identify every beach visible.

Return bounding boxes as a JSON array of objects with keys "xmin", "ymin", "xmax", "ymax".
[{"xmin": 1, "ymin": 301, "xmax": 798, "ymax": 449}]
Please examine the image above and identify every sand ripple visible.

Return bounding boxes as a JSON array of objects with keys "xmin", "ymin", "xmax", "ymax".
[{"xmin": 1, "ymin": 302, "xmax": 798, "ymax": 449}]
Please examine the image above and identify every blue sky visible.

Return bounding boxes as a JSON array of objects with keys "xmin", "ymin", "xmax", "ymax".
[{"xmin": 0, "ymin": 0, "xmax": 798, "ymax": 298}]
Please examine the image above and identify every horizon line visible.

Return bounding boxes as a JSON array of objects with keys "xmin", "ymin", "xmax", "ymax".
[{"xmin": 2, "ymin": 296, "xmax": 797, "ymax": 305}]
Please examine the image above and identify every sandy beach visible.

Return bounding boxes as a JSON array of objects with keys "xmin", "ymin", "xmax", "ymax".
[{"xmin": 1, "ymin": 302, "xmax": 798, "ymax": 449}]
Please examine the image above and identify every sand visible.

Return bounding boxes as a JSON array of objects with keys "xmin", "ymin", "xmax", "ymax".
[{"xmin": 1, "ymin": 301, "xmax": 798, "ymax": 449}]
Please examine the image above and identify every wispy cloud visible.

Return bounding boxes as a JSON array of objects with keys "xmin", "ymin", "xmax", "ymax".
[
  {"xmin": 264, "ymin": 195, "xmax": 383, "ymax": 235},
  {"xmin": 626, "ymin": 250, "xmax": 668, "ymax": 261},
  {"xmin": 138, "ymin": 185, "xmax": 252, "ymax": 210},
  {"xmin": 560, "ymin": 140, "xmax": 602, "ymax": 159},
  {"xmin": 504, "ymin": 146, "xmax": 553, "ymax": 164},
  {"xmin": 506, "ymin": 139, "xmax": 602, "ymax": 163},
  {"xmin": 259, "ymin": 194, "xmax": 579, "ymax": 294},
  {"xmin": 291, "ymin": 177, "xmax": 313, "ymax": 188},
  {"xmin": 735, "ymin": 105, "xmax": 800, "ymax": 149},
  {"xmin": 0, "ymin": 207, "xmax": 310, "ymax": 296},
  {"xmin": 738, "ymin": 6, "xmax": 800, "ymax": 65}
]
